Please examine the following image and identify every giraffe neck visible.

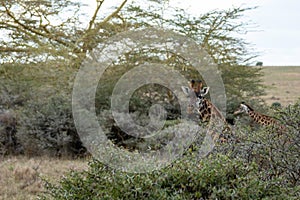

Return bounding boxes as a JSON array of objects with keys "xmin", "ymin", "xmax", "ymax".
[
  {"xmin": 198, "ymin": 99, "xmax": 211, "ymax": 122},
  {"xmin": 248, "ymin": 110, "xmax": 276, "ymax": 126},
  {"xmin": 198, "ymin": 99, "xmax": 232, "ymax": 142},
  {"xmin": 198, "ymin": 99, "xmax": 227, "ymax": 123}
]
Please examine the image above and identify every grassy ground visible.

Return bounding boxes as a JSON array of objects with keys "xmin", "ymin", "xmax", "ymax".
[
  {"xmin": 0, "ymin": 156, "xmax": 88, "ymax": 200},
  {"xmin": 260, "ymin": 66, "xmax": 300, "ymax": 106}
]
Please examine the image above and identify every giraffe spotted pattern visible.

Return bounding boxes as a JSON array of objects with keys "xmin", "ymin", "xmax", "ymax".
[{"xmin": 234, "ymin": 102, "xmax": 278, "ymax": 126}]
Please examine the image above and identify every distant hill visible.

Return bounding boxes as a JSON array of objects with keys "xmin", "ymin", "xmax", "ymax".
[{"xmin": 259, "ymin": 66, "xmax": 300, "ymax": 106}]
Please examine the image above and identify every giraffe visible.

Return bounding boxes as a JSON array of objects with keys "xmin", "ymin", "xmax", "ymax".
[
  {"xmin": 234, "ymin": 102, "xmax": 279, "ymax": 126},
  {"xmin": 234, "ymin": 102, "xmax": 289, "ymax": 147},
  {"xmin": 181, "ymin": 81, "xmax": 232, "ymax": 142},
  {"xmin": 181, "ymin": 81, "xmax": 226, "ymax": 123},
  {"xmin": 181, "ymin": 83, "xmax": 208, "ymax": 119}
]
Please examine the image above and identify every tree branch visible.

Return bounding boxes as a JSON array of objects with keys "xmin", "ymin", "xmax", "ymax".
[
  {"xmin": 75, "ymin": 0, "xmax": 128, "ymax": 55},
  {"xmin": 87, "ymin": 0, "xmax": 105, "ymax": 31},
  {"xmin": 98, "ymin": 0, "xmax": 127, "ymax": 27},
  {"xmin": 0, "ymin": 47, "xmax": 30, "ymax": 53},
  {"xmin": 2, "ymin": 2, "xmax": 71, "ymax": 48}
]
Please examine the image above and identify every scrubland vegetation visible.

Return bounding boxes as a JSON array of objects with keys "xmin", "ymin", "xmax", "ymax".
[
  {"xmin": 41, "ymin": 100, "xmax": 300, "ymax": 199},
  {"xmin": 0, "ymin": 0, "xmax": 299, "ymax": 199}
]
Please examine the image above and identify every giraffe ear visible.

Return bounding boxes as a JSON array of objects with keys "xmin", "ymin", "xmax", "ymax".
[
  {"xmin": 201, "ymin": 87, "xmax": 209, "ymax": 96},
  {"xmin": 181, "ymin": 86, "xmax": 191, "ymax": 95}
]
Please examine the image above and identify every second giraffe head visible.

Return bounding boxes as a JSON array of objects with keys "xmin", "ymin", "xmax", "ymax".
[{"xmin": 234, "ymin": 102, "xmax": 253, "ymax": 115}]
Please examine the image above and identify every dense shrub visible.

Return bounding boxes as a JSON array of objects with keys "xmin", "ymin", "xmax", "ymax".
[
  {"xmin": 43, "ymin": 100, "xmax": 300, "ymax": 199},
  {"xmin": 0, "ymin": 109, "xmax": 23, "ymax": 155},
  {"xmin": 44, "ymin": 153, "xmax": 296, "ymax": 199},
  {"xmin": 18, "ymin": 96, "xmax": 87, "ymax": 157}
]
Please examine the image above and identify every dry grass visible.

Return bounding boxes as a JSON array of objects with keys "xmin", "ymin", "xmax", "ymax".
[
  {"xmin": 0, "ymin": 156, "xmax": 89, "ymax": 200},
  {"xmin": 260, "ymin": 66, "xmax": 300, "ymax": 106}
]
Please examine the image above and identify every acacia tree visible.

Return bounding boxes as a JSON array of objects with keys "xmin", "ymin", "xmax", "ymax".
[
  {"xmin": 0, "ymin": 0, "xmax": 129, "ymax": 156},
  {"xmin": 0, "ymin": 0, "xmax": 128, "ymax": 65},
  {"xmin": 122, "ymin": 3, "xmax": 265, "ymax": 111},
  {"xmin": 0, "ymin": 0, "xmax": 264, "ymax": 100},
  {"xmin": 0, "ymin": 0, "xmax": 266, "ymax": 155},
  {"xmin": 0, "ymin": 0, "xmax": 129, "ymax": 104}
]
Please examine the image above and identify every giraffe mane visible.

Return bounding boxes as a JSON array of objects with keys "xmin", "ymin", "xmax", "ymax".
[{"xmin": 208, "ymin": 99, "xmax": 226, "ymax": 122}]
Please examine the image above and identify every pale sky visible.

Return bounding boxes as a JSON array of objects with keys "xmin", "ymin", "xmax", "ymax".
[
  {"xmin": 86, "ymin": 0, "xmax": 300, "ymax": 66},
  {"xmin": 171, "ymin": 0, "xmax": 300, "ymax": 66}
]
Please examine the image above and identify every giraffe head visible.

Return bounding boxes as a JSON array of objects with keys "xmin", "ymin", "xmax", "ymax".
[
  {"xmin": 234, "ymin": 102, "xmax": 253, "ymax": 115},
  {"xmin": 181, "ymin": 83, "xmax": 209, "ymax": 114},
  {"xmin": 189, "ymin": 79, "xmax": 203, "ymax": 96}
]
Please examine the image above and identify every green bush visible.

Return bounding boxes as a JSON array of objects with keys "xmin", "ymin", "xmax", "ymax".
[
  {"xmin": 44, "ymin": 154, "xmax": 293, "ymax": 200},
  {"xmin": 18, "ymin": 96, "xmax": 87, "ymax": 157},
  {"xmin": 43, "ymin": 100, "xmax": 300, "ymax": 200}
]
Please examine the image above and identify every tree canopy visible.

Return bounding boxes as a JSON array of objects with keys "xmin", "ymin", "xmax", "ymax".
[{"xmin": 0, "ymin": 0, "xmax": 265, "ymax": 109}]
